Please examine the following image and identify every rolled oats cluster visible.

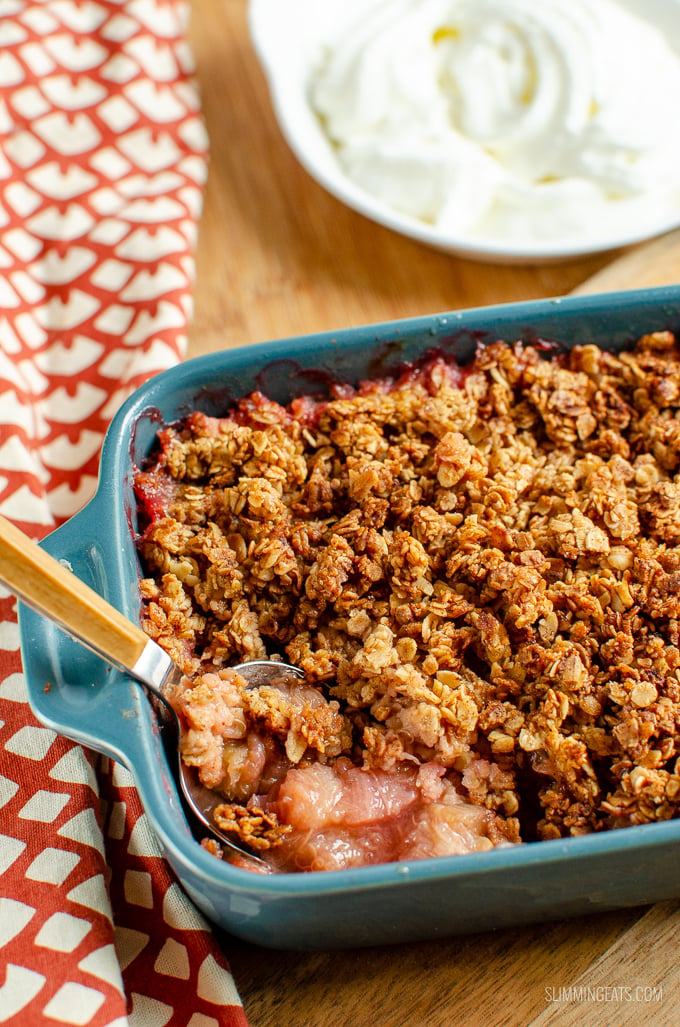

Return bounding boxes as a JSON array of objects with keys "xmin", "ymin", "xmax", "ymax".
[{"xmin": 135, "ymin": 330, "xmax": 680, "ymax": 847}]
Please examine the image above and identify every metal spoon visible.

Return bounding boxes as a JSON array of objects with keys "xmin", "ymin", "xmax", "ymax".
[{"xmin": 0, "ymin": 513, "xmax": 301, "ymax": 868}]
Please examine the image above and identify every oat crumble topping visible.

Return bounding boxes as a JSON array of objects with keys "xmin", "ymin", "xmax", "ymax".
[{"xmin": 135, "ymin": 331, "xmax": 680, "ymax": 867}]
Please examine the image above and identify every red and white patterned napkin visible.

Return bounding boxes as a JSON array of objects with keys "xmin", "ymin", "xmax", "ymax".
[{"xmin": 0, "ymin": 2, "xmax": 249, "ymax": 1023}]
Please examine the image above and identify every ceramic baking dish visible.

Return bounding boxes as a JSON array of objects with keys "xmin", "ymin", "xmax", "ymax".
[{"xmin": 19, "ymin": 284, "xmax": 680, "ymax": 949}]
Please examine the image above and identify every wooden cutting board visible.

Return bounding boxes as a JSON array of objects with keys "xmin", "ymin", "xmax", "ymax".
[
  {"xmin": 214, "ymin": 229, "xmax": 680, "ymax": 1027},
  {"xmin": 188, "ymin": 8, "xmax": 680, "ymax": 1016},
  {"xmin": 572, "ymin": 227, "xmax": 680, "ymax": 294}
]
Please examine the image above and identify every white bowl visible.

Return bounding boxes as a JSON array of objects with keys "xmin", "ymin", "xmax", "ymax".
[{"xmin": 248, "ymin": 0, "xmax": 680, "ymax": 264}]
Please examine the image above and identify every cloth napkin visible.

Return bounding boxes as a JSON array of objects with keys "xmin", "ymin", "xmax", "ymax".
[{"xmin": 0, "ymin": 2, "xmax": 249, "ymax": 1023}]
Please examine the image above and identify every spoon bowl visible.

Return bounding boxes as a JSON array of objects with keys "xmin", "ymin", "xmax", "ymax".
[
  {"xmin": 0, "ymin": 512, "xmax": 301, "ymax": 867},
  {"xmin": 140, "ymin": 657, "xmax": 304, "ymax": 869},
  {"xmin": 147, "ymin": 658, "xmax": 304, "ymax": 869}
]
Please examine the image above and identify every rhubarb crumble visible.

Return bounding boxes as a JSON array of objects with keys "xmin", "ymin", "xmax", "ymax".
[{"xmin": 134, "ymin": 329, "xmax": 680, "ymax": 872}]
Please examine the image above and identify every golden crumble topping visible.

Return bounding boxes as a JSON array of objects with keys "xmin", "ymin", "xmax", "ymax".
[
  {"xmin": 213, "ymin": 803, "xmax": 292, "ymax": 852},
  {"xmin": 135, "ymin": 330, "xmax": 680, "ymax": 851}
]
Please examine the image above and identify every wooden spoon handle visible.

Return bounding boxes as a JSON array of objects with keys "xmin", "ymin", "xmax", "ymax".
[{"xmin": 0, "ymin": 512, "xmax": 148, "ymax": 673}]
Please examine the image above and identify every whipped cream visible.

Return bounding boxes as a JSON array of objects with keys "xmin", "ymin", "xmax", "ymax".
[{"xmin": 308, "ymin": 0, "xmax": 680, "ymax": 248}]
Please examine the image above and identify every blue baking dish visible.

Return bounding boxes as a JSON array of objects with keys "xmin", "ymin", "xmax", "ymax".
[{"xmin": 19, "ymin": 285, "xmax": 680, "ymax": 949}]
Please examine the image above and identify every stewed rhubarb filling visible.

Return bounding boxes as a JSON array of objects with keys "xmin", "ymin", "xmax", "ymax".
[{"xmin": 163, "ymin": 666, "xmax": 512, "ymax": 872}]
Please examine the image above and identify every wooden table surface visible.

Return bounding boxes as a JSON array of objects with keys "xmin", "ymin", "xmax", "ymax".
[{"xmin": 187, "ymin": 3, "xmax": 680, "ymax": 1024}]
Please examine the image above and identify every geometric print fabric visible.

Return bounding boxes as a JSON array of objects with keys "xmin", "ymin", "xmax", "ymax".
[{"xmin": 0, "ymin": 2, "xmax": 248, "ymax": 1023}]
